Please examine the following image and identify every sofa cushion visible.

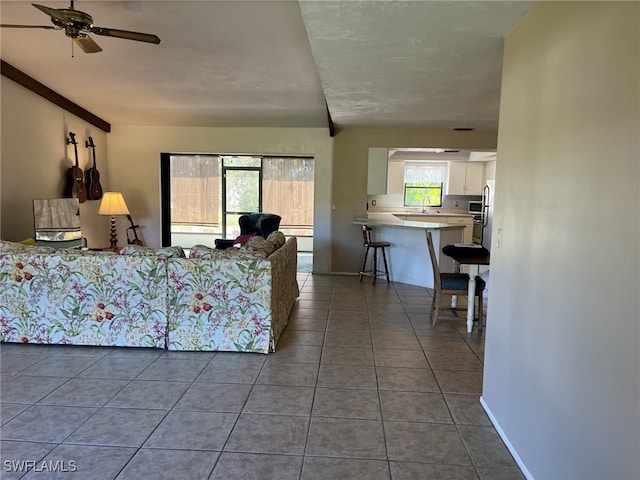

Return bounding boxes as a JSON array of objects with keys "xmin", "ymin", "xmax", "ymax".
[
  {"xmin": 266, "ymin": 231, "xmax": 286, "ymax": 250},
  {"xmin": 119, "ymin": 245, "xmax": 186, "ymax": 258},
  {"xmin": 190, "ymin": 244, "xmax": 266, "ymax": 260},
  {"xmin": 189, "ymin": 244, "xmax": 215, "ymax": 259}
]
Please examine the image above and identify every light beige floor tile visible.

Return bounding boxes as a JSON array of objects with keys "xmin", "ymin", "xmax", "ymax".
[
  {"xmin": 390, "ymin": 461, "xmax": 479, "ymax": 480},
  {"xmin": 426, "ymin": 351, "xmax": 484, "ymax": 371},
  {"xmin": 379, "ymin": 390, "xmax": 452, "ymax": 423},
  {"xmin": 321, "ymin": 346, "xmax": 375, "ymax": 366},
  {"xmin": 312, "ymin": 387, "xmax": 381, "ymax": 419},
  {"xmin": 458, "ymin": 425, "xmax": 519, "ymax": 469},
  {"xmin": 433, "ymin": 370, "xmax": 484, "ymax": 394},
  {"xmin": 302, "ymin": 457, "xmax": 390, "ymax": 480},
  {"xmin": 384, "ymin": 421, "xmax": 472, "ymax": 464},
  {"xmin": 376, "ymin": 366, "xmax": 440, "ymax": 392},
  {"xmin": 211, "ymin": 452, "xmax": 302, "ymax": 480},
  {"xmin": 225, "ymin": 414, "xmax": 309, "ymax": 455},
  {"xmin": 117, "ymin": 448, "xmax": 218, "ymax": 480},
  {"xmin": 444, "ymin": 394, "xmax": 493, "ymax": 426},
  {"xmin": 306, "ymin": 417, "xmax": 386, "ymax": 459}
]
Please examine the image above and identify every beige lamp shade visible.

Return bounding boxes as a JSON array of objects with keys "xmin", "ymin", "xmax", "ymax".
[
  {"xmin": 98, "ymin": 192, "xmax": 130, "ymax": 216},
  {"xmin": 98, "ymin": 192, "xmax": 130, "ymax": 250}
]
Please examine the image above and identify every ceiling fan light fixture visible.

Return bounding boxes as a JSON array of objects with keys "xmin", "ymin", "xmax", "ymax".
[{"xmin": 74, "ymin": 34, "xmax": 102, "ymax": 53}]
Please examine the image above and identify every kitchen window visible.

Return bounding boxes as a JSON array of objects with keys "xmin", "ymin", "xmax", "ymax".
[{"xmin": 403, "ymin": 162, "xmax": 447, "ymax": 207}]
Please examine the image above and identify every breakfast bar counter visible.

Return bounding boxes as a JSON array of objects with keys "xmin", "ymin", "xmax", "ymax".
[{"xmin": 354, "ymin": 213, "xmax": 464, "ymax": 288}]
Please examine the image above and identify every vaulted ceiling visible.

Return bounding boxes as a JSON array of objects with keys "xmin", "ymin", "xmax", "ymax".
[{"xmin": 0, "ymin": 1, "xmax": 536, "ymax": 130}]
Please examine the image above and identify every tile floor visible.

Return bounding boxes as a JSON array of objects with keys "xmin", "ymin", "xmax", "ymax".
[{"xmin": 0, "ymin": 274, "xmax": 523, "ymax": 480}]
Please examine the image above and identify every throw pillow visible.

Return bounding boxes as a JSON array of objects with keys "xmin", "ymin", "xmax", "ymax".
[
  {"xmin": 266, "ymin": 231, "xmax": 286, "ymax": 250},
  {"xmin": 234, "ymin": 233, "xmax": 256, "ymax": 246},
  {"xmin": 242, "ymin": 236, "xmax": 276, "ymax": 257}
]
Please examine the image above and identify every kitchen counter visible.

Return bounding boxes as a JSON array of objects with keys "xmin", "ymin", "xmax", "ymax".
[
  {"xmin": 354, "ymin": 213, "xmax": 464, "ymax": 288},
  {"xmin": 394, "ymin": 211, "xmax": 473, "ymax": 218},
  {"xmin": 357, "ymin": 212, "xmax": 474, "ymax": 243},
  {"xmin": 354, "ymin": 212, "xmax": 461, "ymax": 230}
]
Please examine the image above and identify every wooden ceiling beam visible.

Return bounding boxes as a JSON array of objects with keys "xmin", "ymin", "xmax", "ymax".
[{"xmin": 1, "ymin": 60, "xmax": 111, "ymax": 133}]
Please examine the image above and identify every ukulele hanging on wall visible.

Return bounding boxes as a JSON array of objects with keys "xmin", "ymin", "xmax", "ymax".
[
  {"xmin": 85, "ymin": 136, "xmax": 103, "ymax": 200},
  {"xmin": 64, "ymin": 132, "xmax": 87, "ymax": 203}
]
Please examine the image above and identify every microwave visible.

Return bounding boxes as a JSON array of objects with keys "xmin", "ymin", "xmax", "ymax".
[{"xmin": 468, "ymin": 201, "xmax": 483, "ymax": 214}]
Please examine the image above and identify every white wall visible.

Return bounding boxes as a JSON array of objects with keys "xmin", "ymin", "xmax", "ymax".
[
  {"xmin": 0, "ymin": 77, "xmax": 109, "ymax": 246},
  {"xmin": 107, "ymin": 126, "xmax": 333, "ymax": 272},
  {"xmin": 482, "ymin": 3, "xmax": 639, "ymax": 479}
]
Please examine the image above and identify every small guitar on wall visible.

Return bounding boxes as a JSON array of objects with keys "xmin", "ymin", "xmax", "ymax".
[
  {"xmin": 64, "ymin": 132, "xmax": 87, "ymax": 203},
  {"xmin": 85, "ymin": 136, "xmax": 103, "ymax": 200}
]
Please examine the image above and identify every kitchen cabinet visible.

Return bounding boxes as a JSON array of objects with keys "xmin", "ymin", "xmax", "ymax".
[
  {"xmin": 447, "ymin": 162, "xmax": 484, "ymax": 195},
  {"xmin": 484, "ymin": 160, "xmax": 496, "ymax": 182},
  {"xmin": 446, "ymin": 216, "xmax": 474, "ymax": 243},
  {"xmin": 367, "ymin": 148, "xmax": 388, "ymax": 195},
  {"xmin": 386, "ymin": 161, "xmax": 404, "ymax": 195}
]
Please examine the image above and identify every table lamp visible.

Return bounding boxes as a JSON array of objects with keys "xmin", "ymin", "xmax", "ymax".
[{"xmin": 97, "ymin": 192, "xmax": 130, "ymax": 250}]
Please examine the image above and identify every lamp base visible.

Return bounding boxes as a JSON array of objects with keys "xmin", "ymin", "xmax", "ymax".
[{"xmin": 109, "ymin": 216, "xmax": 118, "ymax": 250}]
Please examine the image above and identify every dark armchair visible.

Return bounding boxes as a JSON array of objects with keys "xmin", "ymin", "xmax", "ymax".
[
  {"xmin": 238, "ymin": 213, "xmax": 281, "ymax": 239},
  {"xmin": 214, "ymin": 213, "xmax": 281, "ymax": 249}
]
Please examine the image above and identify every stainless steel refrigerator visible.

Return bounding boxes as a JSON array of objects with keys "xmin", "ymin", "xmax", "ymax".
[{"xmin": 481, "ymin": 180, "xmax": 495, "ymax": 251}]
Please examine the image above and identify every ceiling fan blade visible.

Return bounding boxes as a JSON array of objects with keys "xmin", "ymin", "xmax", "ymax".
[
  {"xmin": 90, "ymin": 26, "xmax": 160, "ymax": 45},
  {"xmin": 0, "ymin": 24, "xmax": 58, "ymax": 29},
  {"xmin": 74, "ymin": 35, "xmax": 102, "ymax": 54},
  {"xmin": 32, "ymin": 4, "xmax": 69, "ymax": 24}
]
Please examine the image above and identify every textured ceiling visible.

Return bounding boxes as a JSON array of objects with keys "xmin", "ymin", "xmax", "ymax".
[{"xmin": 0, "ymin": 1, "xmax": 536, "ymax": 130}]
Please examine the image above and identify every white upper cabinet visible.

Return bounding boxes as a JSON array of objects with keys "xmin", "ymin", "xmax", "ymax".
[
  {"xmin": 367, "ymin": 148, "xmax": 388, "ymax": 195},
  {"xmin": 447, "ymin": 162, "xmax": 484, "ymax": 195},
  {"xmin": 386, "ymin": 161, "xmax": 404, "ymax": 195},
  {"xmin": 484, "ymin": 160, "xmax": 496, "ymax": 182}
]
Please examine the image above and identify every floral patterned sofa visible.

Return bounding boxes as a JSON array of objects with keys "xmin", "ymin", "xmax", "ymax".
[
  {"xmin": 0, "ymin": 242, "xmax": 171, "ymax": 348},
  {"xmin": 0, "ymin": 234, "xmax": 299, "ymax": 353},
  {"xmin": 166, "ymin": 235, "xmax": 299, "ymax": 353}
]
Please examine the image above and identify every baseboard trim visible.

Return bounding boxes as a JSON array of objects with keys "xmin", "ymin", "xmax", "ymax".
[{"xmin": 479, "ymin": 395, "xmax": 534, "ymax": 480}]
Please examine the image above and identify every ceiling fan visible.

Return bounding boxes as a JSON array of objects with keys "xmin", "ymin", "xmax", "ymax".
[{"xmin": 0, "ymin": 1, "xmax": 160, "ymax": 53}]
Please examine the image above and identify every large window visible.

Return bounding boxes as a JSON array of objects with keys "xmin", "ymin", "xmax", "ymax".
[
  {"xmin": 161, "ymin": 154, "xmax": 314, "ymax": 250},
  {"xmin": 403, "ymin": 162, "xmax": 447, "ymax": 207}
]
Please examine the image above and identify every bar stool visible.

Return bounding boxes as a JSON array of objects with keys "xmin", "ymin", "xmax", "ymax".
[{"xmin": 359, "ymin": 225, "xmax": 390, "ymax": 285}]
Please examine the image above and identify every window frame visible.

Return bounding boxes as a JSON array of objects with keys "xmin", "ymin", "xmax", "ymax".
[{"xmin": 403, "ymin": 162, "xmax": 447, "ymax": 208}]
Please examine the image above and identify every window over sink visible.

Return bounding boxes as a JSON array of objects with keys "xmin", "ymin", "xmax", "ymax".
[{"xmin": 403, "ymin": 162, "xmax": 447, "ymax": 208}]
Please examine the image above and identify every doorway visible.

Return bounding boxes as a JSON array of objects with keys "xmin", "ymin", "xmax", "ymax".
[{"xmin": 221, "ymin": 157, "xmax": 262, "ymax": 239}]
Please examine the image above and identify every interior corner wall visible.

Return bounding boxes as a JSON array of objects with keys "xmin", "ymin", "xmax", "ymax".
[
  {"xmin": 106, "ymin": 126, "xmax": 333, "ymax": 273},
  {"xmin": 482, "ymin": 2, "xmax": 640, "ymax": 479},
  {"xmin": 331, "ymin": 128, "xmax": 498, "ymax": 273},
  {"xmin": 0, "ymin": 77, "xmax": 109, "ymax": 246}
]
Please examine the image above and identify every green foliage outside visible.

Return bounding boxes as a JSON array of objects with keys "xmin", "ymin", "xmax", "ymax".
[{"xmin": 404, "ymin": 182, "xmax": 443, "ymax": 207}]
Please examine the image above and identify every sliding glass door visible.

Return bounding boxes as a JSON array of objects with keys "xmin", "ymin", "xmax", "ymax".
[
  {"xmin": 161, "ymin": 153, "xmax": 314, "ymax": 259},
  {"xmin": 222, "ymin": 157, "xmax": 261, "ymax": 239}
]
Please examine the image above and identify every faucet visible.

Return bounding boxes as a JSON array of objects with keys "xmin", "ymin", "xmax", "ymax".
[{"xmin": 422, "ymin": 196, "xmax": 431, "ymax": 213}]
